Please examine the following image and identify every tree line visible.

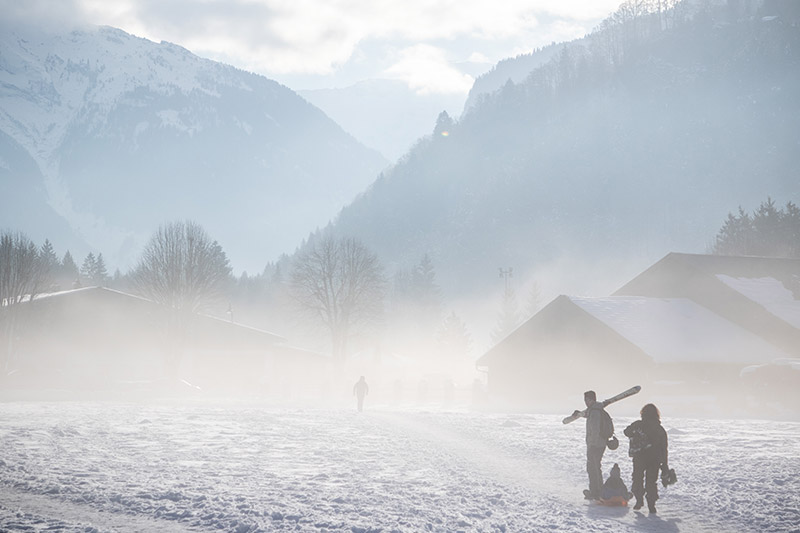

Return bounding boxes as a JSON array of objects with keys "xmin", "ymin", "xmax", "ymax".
[
  {"xmin": 4, "ymin": 196, "xmax": 794, "ymax": 379},
  {"xmin": 0, "ymin": 221, "xmax": 475, "ymax": 379},
  {"xmin": 711, "ymin": 198, "xmax": 800, "ymax": 258}
]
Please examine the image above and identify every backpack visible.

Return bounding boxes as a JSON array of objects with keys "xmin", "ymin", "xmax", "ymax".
[
  {"xmin": 627, "ymin": 422, "xmax": 652, "ymax": 458},
  {"xmin": 600, "ymin": 409, "xmax": 614, "ymax": 440}
]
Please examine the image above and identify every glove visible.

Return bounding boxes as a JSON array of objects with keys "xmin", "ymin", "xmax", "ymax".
[{"xmin": 660, "ymin": 466, "xmax": 677, "ymax": 487}]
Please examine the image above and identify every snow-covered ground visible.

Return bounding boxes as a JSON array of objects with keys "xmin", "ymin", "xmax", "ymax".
[{"xmin": 1, "ymin": 400, "xmax": 798, "ymax": 532}]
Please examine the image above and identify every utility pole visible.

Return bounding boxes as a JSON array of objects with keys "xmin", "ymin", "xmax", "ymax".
[{"xmin": 498, "ymin": 267, "xmax": 513, "ymax": 291}]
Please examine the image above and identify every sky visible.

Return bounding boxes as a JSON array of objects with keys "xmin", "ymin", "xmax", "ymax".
[{"xmin": 4, "ymin": 0, "xmax": 623, "ymax": 94}]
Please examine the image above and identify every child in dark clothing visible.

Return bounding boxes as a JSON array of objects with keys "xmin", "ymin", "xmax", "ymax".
[{"xmin": 600, "ymin": 463, "xmax": 633, "ymax": 505}]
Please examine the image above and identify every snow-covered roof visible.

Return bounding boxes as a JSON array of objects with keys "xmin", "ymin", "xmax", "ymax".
[
  {"xmin": 21, "ymin": 286, "xmax": 287, "ymax": 342},
  {"xmin": 569, "ymin": 296, "xmax": 790, "ymax": 365},
  {"xmin": 2, "ymin": 286, "xmax": 96, "ymax": 306},
  {"xmin": 716, "ymin": 275, "xmax": 800, "ymax": 330}
]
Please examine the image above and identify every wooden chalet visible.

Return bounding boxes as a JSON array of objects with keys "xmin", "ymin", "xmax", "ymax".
[
  {"xmin": 3, "ymin": 287, "xmax": 328, "ymax": 396},
  {"xmin": 476, "ymin": 253, "xmax": 800, "ymax": 415}
]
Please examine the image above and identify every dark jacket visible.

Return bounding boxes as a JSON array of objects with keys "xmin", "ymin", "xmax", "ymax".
[
  {"xmin": 353, "ymin": 379, "xmax": 369, "ymax": 397},
  {"xmin": 624, "ymin": 419, "xmax": 668, "ymax": 465},
  {"xmin": 601, "ymin": 473, "xmax": 629, "ymax": 500},
  {"xmin": 585, "ymin": 401, "xmax": 608, "ymax": 448}
]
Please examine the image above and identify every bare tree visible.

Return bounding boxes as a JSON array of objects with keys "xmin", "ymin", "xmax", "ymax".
[
  {"xmin": 132, "ymin": 220, "xmax": 232, "ymax": 314},
  {"xmin": 290, "ymin": 234, "xmax": 385, "ymax": 366},
  {"xmin": 0, "ymin": 231, "xmax": 47, "ymax": 374},
  {"xmin": 131, "ymin": 221, "xmax": 232, "ymax": 377}
]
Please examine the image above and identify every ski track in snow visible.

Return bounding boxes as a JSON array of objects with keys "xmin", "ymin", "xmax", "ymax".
[{"xmin": 0, "ymin": 402, "xmax": 798, "ymax": 532}]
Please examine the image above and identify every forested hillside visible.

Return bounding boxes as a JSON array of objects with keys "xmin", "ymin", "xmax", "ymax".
[{"xmin": 329, "ymin": 0, "xmax": 800, "ymax": 298}]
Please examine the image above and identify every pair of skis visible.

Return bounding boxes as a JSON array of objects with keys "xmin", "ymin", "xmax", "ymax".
[{"xmin": 561, "ymin": 385, "xmax": 641, "ymax": 424}]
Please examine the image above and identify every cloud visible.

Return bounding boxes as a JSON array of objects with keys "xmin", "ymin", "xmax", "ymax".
[
  {"xmin": 5, "ymin": 0, "xmax": 623, "ymax": 92},
  {"xmin": 384, "ymin": 44, "xmax": 474, "ymax": 95},
  {"xmin": 468, "ymin": 52, "xmax": 492, "ymax": 64},
  {"xmin": 0, "ymin": 0, "xmax": 88, "ymax": 30}
]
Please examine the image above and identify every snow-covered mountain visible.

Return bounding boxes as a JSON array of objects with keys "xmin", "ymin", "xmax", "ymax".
[{"xmin": 0, "ymin": 24, "xmax": 388, "ymax": 272}]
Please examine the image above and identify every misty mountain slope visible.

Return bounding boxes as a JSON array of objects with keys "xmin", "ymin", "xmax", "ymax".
[
  {"xmin": 463, "ymin": 41, "xmax": 570, "ymax": 113},
  {"xmin": 300, "ymin": 79, "xmax": 466, "ymax": 163},
  {"xmin": 330, "ymin": 1, "xmax": 800, "ymax": 298},
  {"xmin": 0, "ymin": 24, "xmax": 388, "ymax": 271},
  {"xmin": 0, "ymin": 129, "xmax": 85, "ymax": 251}
]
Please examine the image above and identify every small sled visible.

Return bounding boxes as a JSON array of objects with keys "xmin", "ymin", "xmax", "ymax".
[{"xmin": 597, "ymin": 496, "xmax": 628, "ymax": 507}]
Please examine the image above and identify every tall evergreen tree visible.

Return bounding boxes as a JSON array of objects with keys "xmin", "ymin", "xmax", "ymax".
[
  {"xmin": 433, "ymin": 110, "xmax": 454, "ymax": 137},
  {"xmin": 80, "ymin": 253, "xmax": 97, "ymax": 285},
  {"xmin": 781, "ymin": 201, "xmax": 800, "ymax": 258},
  {"xmin": 411, "ymin": 254, "xmax": 442, "ymax": 324},
  {"xmin": 111, "ymin": 268, "xmax": 125, "ymax": 290},
  {"xmin": 39, "ymin": 239, "xmax": 59, "ymax": 289},
  {"xmin": 93, "ymin": 253, "xmax": 109, "ymax": 286},
  {"xmin": 61, "ymin": 251, "xmax": 80, "ymax": 288},
  {"xmin": 712, "ymin": 198, "xmax": 800, "ymax": 258},
  {"xmin": 752, "ymin": 198, "xmax": 782, "ymax": 256}
]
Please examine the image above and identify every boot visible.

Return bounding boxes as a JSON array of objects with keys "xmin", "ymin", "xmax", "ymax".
[
  {"xmin": 633, "ymin": 498, "xmax": 643, "ymax": 510},
  {"xmin": 648, "ymin": 504, "xmax": 657, "ymax": 514}
]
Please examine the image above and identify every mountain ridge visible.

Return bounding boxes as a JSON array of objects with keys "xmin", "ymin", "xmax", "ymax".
[
  {"xmin": 0, "ymin": 23, "xmax": 388, "ymax": 272},
  {"xmin": 326, "ymin": 0, "xmax": 800, "ymax": 302}
]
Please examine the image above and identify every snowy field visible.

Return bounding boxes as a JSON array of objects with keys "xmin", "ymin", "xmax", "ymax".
[{"xmin": 0, "ymin": 400, "xmax": 798, "ymax": 532}]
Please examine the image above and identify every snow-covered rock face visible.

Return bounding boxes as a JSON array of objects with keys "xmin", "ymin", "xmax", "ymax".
[
  {"xmin": 0, "ymin": 24, "xmax": 387, "ymax": 272},
  {"xmin": 1, "ymin": 27, "xmax": 223, "ymax": 156},
  {"xmin": 0, "ymin": 402, "xmax": 798, "ymax": 532}
]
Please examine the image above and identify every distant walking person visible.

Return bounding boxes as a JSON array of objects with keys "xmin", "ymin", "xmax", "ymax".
[
  {"xmin": 574, "ymin": 390, "xmax": 612, "ymax": 500},
  {"xmin": 623, "ymin": 403, "xmax": 669, "ymax": 513},
  {"xmin": 353, "ymin": 376, "xmax": 369, "ymax": 412}
]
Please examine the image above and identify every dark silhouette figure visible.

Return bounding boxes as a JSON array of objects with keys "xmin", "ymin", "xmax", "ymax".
[
  {"xmin": 601, "ymin": 463, "xmax": 633, "ymax": 504},
  {"xmin": 624, "ymin": 403, "xmax": 669, "ymax": 514},
  {"xmin": 353, "ymin": 376, "xmax": 369, "ymax": 412},
  {"xmin": 576, "ymin": 390, "xmax": 609, "ymax": 500}
]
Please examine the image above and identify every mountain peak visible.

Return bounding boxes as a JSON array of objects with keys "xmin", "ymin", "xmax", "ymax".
[{"xmin": 0, "ymin": 23, "xmax": 388, "ymax": 273}]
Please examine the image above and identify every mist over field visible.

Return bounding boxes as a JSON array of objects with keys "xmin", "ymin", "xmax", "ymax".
[{"xmin": 1, "ymin": 1, "xmax": 800, "ymax": 531}]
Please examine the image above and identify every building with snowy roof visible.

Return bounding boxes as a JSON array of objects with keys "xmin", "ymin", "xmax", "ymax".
[
  {"xmin": 476, "ymin": 253, "xmax": 800, "ymax": 414},
  {"xmin": 3, "ymin": 286, "xmax": 329, "ymax": 397}
]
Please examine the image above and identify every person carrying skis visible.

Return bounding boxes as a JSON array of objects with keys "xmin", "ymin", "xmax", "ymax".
[
  {"xmin": 575, "ymin": 390, "xmax": 611, "ymax": 500},
  {"xmin": 353, "ymin": 376, "xmax": 369, "ymax": 412},
  {"xmin": 623, "ymin": 403, "xmax": 669, "ymax": 513}
]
